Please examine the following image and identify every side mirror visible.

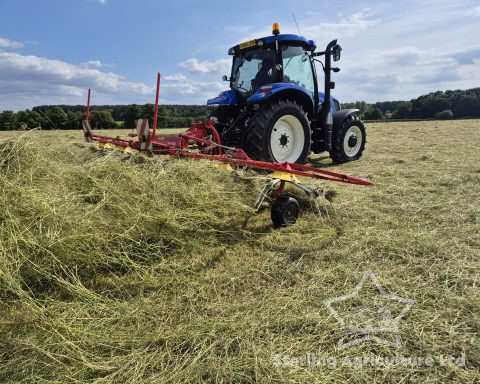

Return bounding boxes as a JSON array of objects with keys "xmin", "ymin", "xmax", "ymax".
[
  {"xmin": 222, "ymin": 75, "xmax": 229, "ymax": 81},
  {"xmin": 333, "ymin": 44, "xmax": 342, "ymax": 62}
]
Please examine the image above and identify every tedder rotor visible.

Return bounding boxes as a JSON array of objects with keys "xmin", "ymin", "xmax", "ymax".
[{"xmin": 81, "ymin": 71, "xmax": 372, "ymax": 227}]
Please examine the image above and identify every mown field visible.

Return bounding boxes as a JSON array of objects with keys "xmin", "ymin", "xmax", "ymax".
[{"xmin": 0, "ymin": 120, "xmax": 479, "ymax": 383}]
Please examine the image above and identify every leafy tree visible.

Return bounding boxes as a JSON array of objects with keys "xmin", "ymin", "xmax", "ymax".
[
  {"xmin": 89, "ymin": 110, "xmax": 117, "ymax": 129},
  {"xmin": 124, "ymin": 105, "xmax": 141, "ymax": 129},
  {"xmin": 0, "ymin": 111, "xmax": 17, "ymax": 130},
  {"xmin": 66, "ymin": 110, "xmax": 83, "ymax": 130},
  {"xmin": 141, "ymin": 104, "xmax": 169, "ymax": 127},
  {"xmin": 16, "ymin": 110, "xmax": 42, "ymax": 129},
  {"xmin": 411, "ymin": 92, "xmax": 450, "ymax": 118},
  {"xmin": 393, "ymin": 102, "xmax": 412, "ymax": 119},
  {"xmin": 46, "ymin": 107, "xmax": 68, "ymax": 129},
  {"xmin": 435, "ymin": 110, "xmax": 454, "ymax": 120},
  {"xmin": 363, "ymin": 108, "xmax": 384, "ymax": 120},
  {"xmin": 342, "ymin": 101, "xmax": 370, "ymax": 115},
  {"xmin": 451, "ymin": 94, "xmax": 480, "ymax": 118},
  {"xmin": 372, "ymin": 100, "xmax": 404, "ymax": 114}
]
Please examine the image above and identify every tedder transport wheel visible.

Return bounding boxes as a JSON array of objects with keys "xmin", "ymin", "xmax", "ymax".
[
  {"xmin": 271, "ymin": 195, "xmax": 300, "ymax": 228},
  {"xmin": 245, "ymin": 100, "xmax": 311, "ymax": 163},
  {"xmin": 329, "ymin": 115, "xmax": 366, "ymax": 164}
]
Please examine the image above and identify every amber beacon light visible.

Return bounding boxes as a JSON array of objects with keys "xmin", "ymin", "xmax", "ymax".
[{"xmin": 272, "ymin": 22, "xmax": 280, "ymax": 35}]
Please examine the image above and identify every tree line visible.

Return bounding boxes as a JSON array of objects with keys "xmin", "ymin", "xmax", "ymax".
[
  {"xmin": 0, "ymin": 104, "xmax": 214, "ymax": 131},
  {"xmin": 343, "ymin": 88, "xmax": 480, "ymax": 121},
  {"xmin": 1, "ymin": 87, "xmax": 480, "ymax": 130}
]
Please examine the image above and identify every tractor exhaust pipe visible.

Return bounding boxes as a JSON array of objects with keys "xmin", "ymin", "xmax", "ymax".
[{"xmin": 320, "ymin": 39, "xmax": 337, "ymax": 152}]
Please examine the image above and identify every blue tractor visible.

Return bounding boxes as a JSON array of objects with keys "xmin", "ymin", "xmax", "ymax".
[{"xmin": 207, "ymin": 23, "xmax": 366, "ymax": 164}]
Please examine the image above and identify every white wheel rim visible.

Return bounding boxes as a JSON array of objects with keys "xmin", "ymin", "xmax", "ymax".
[
  {"xmin": 343, "ymin": 126, "xmax": 362, "ymax": 157},
  {"xmin": 269, "ymin": 115, "xmax": 305, "ymax": 162}
]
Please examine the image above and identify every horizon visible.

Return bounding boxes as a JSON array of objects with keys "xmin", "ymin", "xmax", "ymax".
[
  {"xmin": 22, "ymin": 85, "xmax": 479, "ymax": 112},
  {"xmin": 0, "ymin": 0, "xmax": 479, "ymax": 111}
]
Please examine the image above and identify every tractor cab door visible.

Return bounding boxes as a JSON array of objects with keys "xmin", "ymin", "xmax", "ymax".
[
  {"xmin": 280, "ymin": 44, "xmax": 319, "ymax": 117},
  {"xmin": 280, "ymin": 45, "xmax": 315, "ymax": 96},
  {"xmin": 231, "ymin": 47, "xmax": 278, "ymax": 97}
]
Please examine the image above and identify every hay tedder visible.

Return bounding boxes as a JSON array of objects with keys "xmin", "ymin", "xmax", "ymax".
[{"xmin": 81, "ymin": 24, "xmax": 373, "ymax": 227}]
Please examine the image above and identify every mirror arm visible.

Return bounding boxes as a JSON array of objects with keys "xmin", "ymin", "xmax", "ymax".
[{"xmin": 313, "ymin": 58, "xmax": 325, "ymax": 71}]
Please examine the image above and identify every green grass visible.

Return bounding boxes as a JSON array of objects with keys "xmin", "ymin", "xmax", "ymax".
[{"xmin": 0, "ymin": 120, "xmax": 479, "ymax": 383}]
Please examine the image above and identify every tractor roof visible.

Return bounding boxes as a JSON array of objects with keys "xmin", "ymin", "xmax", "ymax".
[{"xmin": 228, "ymin": 34, "xmax": 316, "ymax": 55}]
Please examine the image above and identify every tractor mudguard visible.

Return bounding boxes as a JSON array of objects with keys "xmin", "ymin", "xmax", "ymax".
[
  {"xmin": 333, "ymin": 109, "xmax": 360, "ymax": 128},
  {"xmin": 246, "ymin": 83, "xmax": 314, "ymax": 116},
  {"xmin": 207, "ymin": 90, "xmax": 237, "ymax": 106}
]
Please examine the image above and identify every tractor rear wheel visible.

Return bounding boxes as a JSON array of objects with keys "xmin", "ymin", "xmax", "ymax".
[
  {"xmin": 329, "ymin": 115, "xmax": 366, "ymax": 164},
  {"xmin": 245, "ymin": 100, "xmax": 311, "ymax": 163}
]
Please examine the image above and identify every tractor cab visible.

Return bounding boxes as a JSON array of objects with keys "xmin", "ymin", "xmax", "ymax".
[
  {"xmin": 207, "ymin": 23, "xmax": 366, "ymax": 165},
  {"xmin": 228, "ymin": 33, "xmax": 316, "ymax": 99}
]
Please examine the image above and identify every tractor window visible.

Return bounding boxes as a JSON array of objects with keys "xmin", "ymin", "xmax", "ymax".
[
  {"xmin": 281, "ymin": 46, "xmax": 314, "ymax": 94},
  {"xmin": 232, "ymin": 48, "xmax": 276, "ymax": 93}
]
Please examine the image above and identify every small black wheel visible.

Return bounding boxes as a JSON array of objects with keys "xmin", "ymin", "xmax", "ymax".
[{"xmin": 271, "ymin": 195, "xmax": 300, "ymax": 228}]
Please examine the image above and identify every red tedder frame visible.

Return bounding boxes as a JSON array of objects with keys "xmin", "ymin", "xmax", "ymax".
[
  {"xmin": 86, "ymin": 88, "xmax": 91, "ymax": 122},
  {"xmin": 83, "ymin": 73, "xmax": 373, "ymax": 187}
]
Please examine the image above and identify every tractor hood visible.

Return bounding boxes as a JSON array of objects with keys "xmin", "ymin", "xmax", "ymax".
[
  {"xmin": 228, "ymin": 34, "xmax": 316, "ymax": 55},
  {"xmin": 207, "ymin": 89, "xmax": 237, "ymax": 106}
]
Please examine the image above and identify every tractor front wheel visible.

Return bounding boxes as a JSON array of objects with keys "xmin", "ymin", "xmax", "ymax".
[
  {"xmin": 245, "ymin": 100, "xmax": 311, "ymax": 163},
  {"xmin": 329, "ymin": 115, "xmax": 366, "ymax": 164}
]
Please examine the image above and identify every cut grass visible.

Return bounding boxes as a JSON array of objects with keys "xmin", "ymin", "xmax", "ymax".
[{"xmin": 0, "ymin": 120, "xmax": 479, "ymax": 383}]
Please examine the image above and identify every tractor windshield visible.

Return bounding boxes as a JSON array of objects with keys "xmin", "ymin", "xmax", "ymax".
[
  {"xmin": 281, "ymin": 45, "xmax": 315, "ymax": 94},
  {"xmin": 232, "ymin": 47, "xmax": 277, "ymax": 93}
]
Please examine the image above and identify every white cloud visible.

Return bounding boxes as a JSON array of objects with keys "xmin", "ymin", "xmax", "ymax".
[
  {"xmin": 178, "ymin": 58, "xmax": 231, "ymax": 75},
  {"xmin": 86, "ymin": 59, "xmax": 102, "ymax": 68},
  {"xmin": 465, "ymin": 6, "xmax": 480, "ymax": 17},
  {"xmin": 162, "ymin": 73, "xmax": 225, "ymax": 104},
  {"xmin": 164, "ymin": 74, "xmax": 188, "ymax": 82},
  {"xmin": 0, "ymin": 52, "xmax": 152, "ymax": 110},
  {"xmin": 303, "ymin": 8, "xmax": 378, "ymax": 39},
  {"xmin": 446, "ymin": 46, "xmax": 480, "ymax": 64},
  {"xmin": 0, "ymin": 37, "xmax": 24, "ymax": 49},
  {"xmin": 233, "ymin": 8, "xmax": 377, "ymax": 49},
  {"xmin": 332, "ymin": 43, "xmax": 480, "ymax": 102}
]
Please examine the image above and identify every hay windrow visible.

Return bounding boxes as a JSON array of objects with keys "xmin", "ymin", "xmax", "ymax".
[{"xmin": 0, "ymin": 122, "xmax": 479, "ymax": 383}]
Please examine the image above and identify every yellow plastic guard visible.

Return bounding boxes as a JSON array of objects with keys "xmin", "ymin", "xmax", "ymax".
[
  {"xmin": 270, "ymin": 171, "xmax": 300, "ymax": 183},
  {"xmin": 212, "ymin": 162, "xmax": 234, "ymax": 172},
  {"xmin": 103, "ymin": 143, "xmax": 116, "ymax": 150}
]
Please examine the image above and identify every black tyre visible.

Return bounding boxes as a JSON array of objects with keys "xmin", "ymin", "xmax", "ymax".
[
  {"xmin": 329, "ymin": 115, "xmax": 366, "ymax": 164},
  {"xmin": 271, "ymin": 195, "xmax": 300, "ymax": 228},
  {"xmin": 245, "ymin": 99, "xmax": 311, "ymax": 163}
]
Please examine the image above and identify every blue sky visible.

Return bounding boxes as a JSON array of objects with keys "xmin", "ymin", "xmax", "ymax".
[{"xmin": 0, "ymin": 0, "xmax": 479, "ymax": 110}]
